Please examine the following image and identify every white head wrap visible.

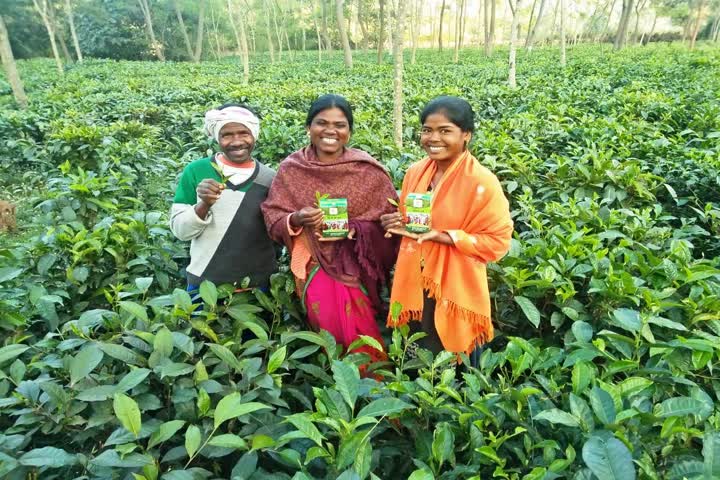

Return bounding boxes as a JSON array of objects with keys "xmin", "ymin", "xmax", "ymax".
[{"xmin": 204, "ymin": 106, "xmax": 260, "ymax": 142}]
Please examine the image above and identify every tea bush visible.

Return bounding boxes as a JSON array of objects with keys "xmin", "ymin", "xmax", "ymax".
[{"xmin": 0, "ymin": 44, "xmax": 719, "ymax": 479}]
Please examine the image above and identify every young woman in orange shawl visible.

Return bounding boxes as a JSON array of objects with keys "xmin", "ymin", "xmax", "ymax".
[
  {"xmin": 262, "ymin": 95, "xmax": 399, "ymax": 361},
  {"xmin": 381, "ymin": 96, "xmax": 513, "ymax": 358}
]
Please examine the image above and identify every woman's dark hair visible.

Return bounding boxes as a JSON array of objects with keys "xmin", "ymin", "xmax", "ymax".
[
  {"xmin": 218, "ymin": 102, "xmax": 260, "ymax": 118},
  {"xmin": 420, "ymin": 96, "xmax": 474, "ymax": 133},
  {"xmin": 305, "ymin": 94, "xmax": 354, "ymax": 131}
]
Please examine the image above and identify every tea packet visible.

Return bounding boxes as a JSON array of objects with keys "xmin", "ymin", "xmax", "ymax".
[
  {"xmin": 405, "ymin": 193, "xmax": 432, "ymax": 233},
  {"xmin": 319, "ymin": 198, "xmax": 349, "ymax": 238}
]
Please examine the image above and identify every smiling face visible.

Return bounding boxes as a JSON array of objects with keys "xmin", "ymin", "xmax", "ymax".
[
  {"xmin": 420, "ymin": 112, "xmax": 471, "ymax": 163},
  {"xmin": 307, "ymin": 107, "xmax": 350, "ymax": 160},
  {"xmin": 218, "ymin": 122, "xmax": 255, "ymax": 164}
]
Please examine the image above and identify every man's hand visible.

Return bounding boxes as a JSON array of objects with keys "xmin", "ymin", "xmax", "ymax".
[
  {"xmin": 196, "ymin": 178, "xmax": 225, "ymax": 206},
  {"xmin": 291, "ymin": 207, "xmax": 324, "ymax": 229}
]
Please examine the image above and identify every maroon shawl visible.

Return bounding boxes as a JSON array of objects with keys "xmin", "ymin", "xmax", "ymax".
[{"xmin": 261, "ymin": 146, "xmax": 399, "ymax": 306}]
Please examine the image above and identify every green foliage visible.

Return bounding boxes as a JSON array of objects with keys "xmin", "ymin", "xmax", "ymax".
[{"xmin": 1, "ymin": 45, "xmax": 720, "ymax": 478}]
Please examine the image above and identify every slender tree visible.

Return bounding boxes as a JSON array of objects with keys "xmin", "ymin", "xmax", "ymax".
[
  {"xmin": 336, "ymin": 0, "xmax": 353, "ymax": 68},
  {"xmin": 508, "ymin": 0, "xmax": 520, "ymax": 88},
  {"xmin": 0, "ymin": 15, "xmax": 28, "ymax": 108},
  {"xmin": 357, "ymin": 0, "xmax": 370, "ymax": 52},
  {"xmin": 193, "ymin": 0, "xmax": 206, "ymax": 62},
  {"xmin": 137, "ymin": 0, "xmax": 165, "ymax": 60},
  {"xmin": 490, "ymin": 0, "xmax": 496, "ymax": 50},
  {"xmin": 321, "ymin": 0, "xmax": 333, "ymax": 51},
  {"xmin": 264, "ymin": 0, "xmax": 276, "ymax": 61},
  {"xmin": 525, "ymin": 0, "xmax": 538, "ymax": 46},
  {"xmin": 689, "ymin": 0, "xmax": 707, "ymax": 49},
  {"xmin": 483, "ymin": 0, "xmax": 492, "ymax": 55},
  {"xmin": 227, "ymin": 0, "xmax": 250, "ymax": 84},
  {"xmin": 438, "ymin": 0, "xmax": 446, "ymax": 50},
  {"xmin": 392, "ymin": 0, "xmax": 408, "ymax": 148},
  {"xmin": 614, "ymin": 0, "xmax": 635, "ymax": 49},
  {"xmin": 314, "ymin": 14, "xmax": 323, "ymax": 61},
  {"xmin": 560, "ymin": 0, "xmax": 566, "ymax": 65},
  {"xmin": 271, "ymin": 0, "xmax": 283, "ymax": 60},
  {"xmin": 64, "ymin": 0, "xmax": 82, "ymax": 62},
  {"xmin": 633, "ymin": 0, "xmax": 649, "ymax": 43},
  {"xmin": 526, "ymin": 0, "xmax": 547, "ymax": 50},
  {"xmin": 174, "ymin": 0, "xmax": 194, "ymax": 59},
  {"xmin": 454, "ymin": 0, "xmax": 462, "ymax": 62},
  {"xmin": 377, "ymin": 0, "xmax": 386, "ymax": 63},
  {"xmin": 411, "ymin": 0, "xmax": 422, "ymax": 63},
  {"xmin": 32, "ymin": 0, "xmax": 64, "ymax": 74}
]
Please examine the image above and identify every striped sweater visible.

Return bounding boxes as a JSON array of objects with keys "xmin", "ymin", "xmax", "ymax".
[{"xmin": 170, "ymin": 156, "xmax": 277, "ymax": 288}]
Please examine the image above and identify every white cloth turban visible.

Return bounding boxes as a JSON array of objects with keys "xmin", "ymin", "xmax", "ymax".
[{"xmin": 204, "ymin": 106, "xmax": 260, "ymax": 142}]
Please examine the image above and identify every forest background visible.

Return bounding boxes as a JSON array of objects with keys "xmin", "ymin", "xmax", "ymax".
[{"xmin": 1, "ymin": 0, "xmax": 720, "ymax": 479}]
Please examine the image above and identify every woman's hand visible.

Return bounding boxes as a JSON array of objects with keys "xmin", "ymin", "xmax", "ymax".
[
  {"xmin": 315, "ymin": 228, "xmax": 356, "ymax": 242},
  {"xmin": 416, "ymin": 229, "xmax": 454, "ymax": 245},
  {"xmin": 381, "ymin": 212, "xmax": 419, "ymax": 239},
  {"xmin": 291, "ymin": 207, "xmax": 323, "ymax": 229}
]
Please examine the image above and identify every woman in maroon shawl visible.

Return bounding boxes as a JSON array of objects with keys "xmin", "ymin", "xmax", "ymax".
[{"xmin": 261, "ymin": 95, "xmax": 398, "ymax": 360}]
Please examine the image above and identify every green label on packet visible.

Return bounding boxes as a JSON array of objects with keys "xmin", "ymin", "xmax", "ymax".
[
  {"xmin": 319, "ymin": 198, "xmax": 349, "ymax": 237},
  {"xmin": 405, "ymin": 193, "xmax": 432, "ymax": 233}
]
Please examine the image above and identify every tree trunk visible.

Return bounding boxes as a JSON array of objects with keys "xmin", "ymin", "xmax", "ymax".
[
  {"xmin": 613, "ymin": 0, "xmax": 634, "ymax": 50},
  {"xmin": 644, "ymin": 11, "xmax": 657, "ymax": 44},
  {"xmin": 689, "ymin": 0, "xmax": 707, "ymax": 50},
  {"xmin": 321, "ymin": 0, "xmax": 333, "ymax": 52},
  {"xmin": 524, "ymin": 0, "xmax": 538, "ymax": 47},
  {"xmin": 65, "ymin": 0, "xmax": 82, "ymax": 62},
  {"xmin": 490, "ymin": 0, "xmax": 496, "ymax": 52},
  {"xmin": 193, "ymin": 0, "xmax": 205, "ymax": 62},
  {"xmin": 411, "ymin": 0, "xmax": 422, "ymax": 63},
  {"xmin": 56, "ymin": 27, "xmax": 72, "ymax": 62},
  {"xmin": 336, "ymin": 0, "xmax": 353, "ymax": 68},
  {"xmin": 526, "ymin": 0, "xmax": 547, "ymax": 51},
  {"xmin": 32, "ymin": 0, "xmax": 64, "ymax": 74},
  {"xmin": 460, "ymin": 0, "xmax": 467, "ymax": 49},
  {"xmin": 357, "ymin": 0, "xmax": 370, "ymax": 52},
  {"xmin": 453, "ymin": 0, "xmax": 461, "ymax": 62},
  {"xmin": 392, "ymin": 0, "xmax": 408, "ymax": 148},
  {"xmin": 712, "ymin": 15, "xmax": 720, "ymax": 41},
  {"xmin": 314, "ymin": 16, "xmax": 323, "ymax": 61},
  {"xmin": 227, "ymin": 0, "xmax": 249, "ymax": 83},
  {"xmin": 632, "ymin": 0, "xmax": 647, "ymax": 44},
  {"xmin": 550, "ymin": 0, "xmax": 559, "ymax": 42},
  {"xmin": 264, "ymin": 0, "xmax": 276, "ymax": 62},
  {"xmin": 377, "ymin": 0, "xmax": 386, "ymax": 63},
  {"xmin": 271, "ymin": 0, "xmax": 283, "ymax": 61},
  {"xmin": 508, "ymin": 0, "xmax": 519, "ymax": 88},
  {"xmin": 560, "ymin": 0, "xmax": 566, "ymax": 64},
  {"xmin": 174, "ymin": 0, "xmax": 194, "ymax": 59},
  {"xmin": 137, "ymin": 0, "xmax": 164, "ymax": 60},
  {"xmin": 209, "ymin": 2, "xmax": 222, "ymax": 60},
  {"xmin": 483, "ymin": 0, "xmax": 490, "ymax": 55},
  {"xmin": 438, "ymin": 0, "xmax": 446, "ymax": 50},
  {"xmin": 0, "ymin": 15, "xmax": 28, "ymax": 108}
]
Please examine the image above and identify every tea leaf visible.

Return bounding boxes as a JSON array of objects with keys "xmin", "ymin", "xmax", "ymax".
[
  {"xmin": 357, "ymin": 397, "xmax": 413, "ymax": 419},
  {"xmin": 214, "ymin": 393, "xmax": 271, "ymax": 429},
  {"xmin": 113, "ymin": 393, "xmax": 142, "ymax": 438},
  {"xmin": 331, "ymin": 360, "xmax": 360, "ymax": 411},
  {"xmin": 534, "ymin": 409, "xmax": 580, "ymax": 427},
  {"xmin": 147, "ymin": 420, "xmax": 186, "ymax": 449},
  {"xmin": 70, "ymin": 344, "xmax": 104, "ymax": 386},
  {"xmin": 185, "ymin": 425, "xmax": 201, "ymax": 458},
  {"xmin": 267, "ymin": 345, "xmax": 287, "ymax": 374},
  {"xmin": 582, "ymin": 433, "xmax": 636, "ymax": 480},
  {"xmin": 514, "ymin": 296, "xmax": 541, "ymax": 328},
  {"xmin": 19, "ymin": 447, "xmax": 77, "ymax": 467}
]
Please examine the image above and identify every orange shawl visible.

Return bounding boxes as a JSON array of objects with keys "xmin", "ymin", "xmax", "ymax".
[{"xmin": 387, "ymin": 151, "xmax": 513, "ymax": 354}]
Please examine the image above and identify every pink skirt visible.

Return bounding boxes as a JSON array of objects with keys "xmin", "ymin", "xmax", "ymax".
[{"xmin": 304, "ymin": 267, "xmax": 385, "ymax": 362}]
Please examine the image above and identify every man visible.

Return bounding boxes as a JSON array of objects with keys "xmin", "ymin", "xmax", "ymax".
[{"xmin": 170, "ymin": 104, "xmax": 277, "ymax": 290}]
